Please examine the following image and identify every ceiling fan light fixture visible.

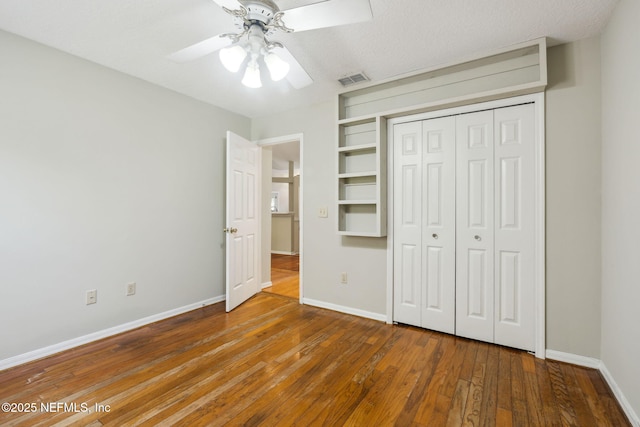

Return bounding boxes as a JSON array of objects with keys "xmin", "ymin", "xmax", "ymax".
[
  {"xmin": 264, "ymin": 51, "xmax": 290, "ymax": 81},
  {"xmin": 242, "ymin": 60, "xmax": 262, "ymax": 88},
  {"xmin": 219, "ymin": 23, "xmax": 292, "ymax": 88},
  {"xmin": 219, "ymin": 44, "xmax": 247, "ymax": 73}
]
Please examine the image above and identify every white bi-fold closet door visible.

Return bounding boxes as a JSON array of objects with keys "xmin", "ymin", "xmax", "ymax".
[{"xmin": 393, "ymin": 103, "xmax": 535, "ymax": 352}]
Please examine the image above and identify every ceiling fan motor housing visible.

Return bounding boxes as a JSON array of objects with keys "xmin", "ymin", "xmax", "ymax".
[{"xmin": 239, "ymin": 0, "xmax": 279, "ymax": 24}]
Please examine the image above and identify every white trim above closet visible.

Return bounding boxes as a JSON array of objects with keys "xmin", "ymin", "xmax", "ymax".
[{"xmin": 386, "ymin": 93, "xmax": 546, "ymax": 358}]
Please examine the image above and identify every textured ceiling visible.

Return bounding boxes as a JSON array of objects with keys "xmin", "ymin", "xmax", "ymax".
[{"xmin": 0, "ymin": 0, "xmax": 619, "ymax": 118}]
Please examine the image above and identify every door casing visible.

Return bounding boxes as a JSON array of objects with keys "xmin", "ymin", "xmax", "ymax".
[{"xmin": 257, "ymin": 133, "xmax": 304, "ymax": 304}]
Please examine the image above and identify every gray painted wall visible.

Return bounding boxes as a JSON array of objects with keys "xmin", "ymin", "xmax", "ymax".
[
  {"xmin": 0, "ymin": 30, "xmax": 251, "ymax": 360},
  {"xmin": 545, "ymin": 38, "xmax": 602, "ymax": 358},
  {"xmin": 601, "ymin": 0, "xmax": 640, "ymax": 419}
]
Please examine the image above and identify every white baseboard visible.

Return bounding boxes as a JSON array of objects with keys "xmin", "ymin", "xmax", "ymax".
[
  {"xmin": 546, "ymin": 349, "xmax": 639, "ymax": 427},
  {"xmin": 600, "ymin": 362, "xmax": 640, "ymax": 427},
  {"xmin": 545, "ymin": 349, "xmax": 601, "ymax": 369},
  {"xmin": 0, "ymin": 295, "xmax": 225, "ymax": 372},
  {"xmin": 271, "ymin": 251, "xmax": 298, "ymax": 255},
  {"xmin": 302, "ymin": 298, "xmax": 386, "ymax": 322},
  {"xmin": 261, "ymin": 281, "xmax": 273, "ymax": 289}
]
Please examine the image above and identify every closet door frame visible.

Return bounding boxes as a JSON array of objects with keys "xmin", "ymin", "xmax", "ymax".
[{"xmin": 385, "ymin": 93, "xmax": 546, "ymax": 359}]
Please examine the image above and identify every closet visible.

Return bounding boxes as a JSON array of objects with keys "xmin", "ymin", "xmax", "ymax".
[{"xmin": 392, "ymin": 103, "xmax": 536, "ymax": 352}]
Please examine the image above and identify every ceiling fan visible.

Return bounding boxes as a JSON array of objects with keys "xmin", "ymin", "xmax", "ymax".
[{"xmin": 168, "ymin": 0, "xmax": 373, "ymax": 89}]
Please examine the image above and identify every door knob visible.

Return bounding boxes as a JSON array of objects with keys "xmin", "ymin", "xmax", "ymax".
[
  {"xmin": 432, "ymin": 233, "xmax": 439, "ymax": 239},
  {"xmin": 223, "ymin": 227, "xmax": 238, "ymax": 234},
  {"xmin": 474, "ymin": 235, "xmax": 482, "ymax": 241}
]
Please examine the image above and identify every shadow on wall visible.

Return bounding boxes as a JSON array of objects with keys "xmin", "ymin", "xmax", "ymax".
[
  {"xmin": 547, "ymin": 43, "xmax": 579, "ymax": 90},
  {"xmin": 341, "ymin": 236, "xmax": 387, "ymax": 250}
]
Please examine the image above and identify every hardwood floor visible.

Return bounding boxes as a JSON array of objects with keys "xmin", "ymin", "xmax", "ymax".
[
  {"xmin": 263, "ymin": 254, "xmax": 299, "ymax": 299},
  {"xmin": 0, "ymin": 293, "xmax": 630, "ymax": 426}
]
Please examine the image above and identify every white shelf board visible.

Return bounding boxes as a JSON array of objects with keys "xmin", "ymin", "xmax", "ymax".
[
  {"xmin": 338, "ymin": 172, "xmax": 377, "ymax": 179},
  {"xmin": 337, "ymin": 200, "xmax": 377, "ymax": 205},
  {"xmin": 338, "ymin": 143, "xmax": 377, "ymax": 153}
]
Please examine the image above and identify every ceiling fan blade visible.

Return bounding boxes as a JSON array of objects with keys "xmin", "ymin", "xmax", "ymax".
[
  {"xmin": 167, "ymin": 35, "xmax": 233, "ymax": 63},
  {"xmin": 281, "ymin": 0, "xmax": 372, "ymax": 32},
  {"xmin": 272, "ymin": 45, "xmax": 313, "ymax": 89},
  {"xmin": 210, "ymin": 0, "xmax": 242, "ymax": 10}
]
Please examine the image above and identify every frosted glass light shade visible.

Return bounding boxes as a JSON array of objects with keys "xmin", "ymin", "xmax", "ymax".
[
  {"xmin": 219, "ymin": 45, "xmax": 247, "ymax": 73},
  {"xmin": 264, "ymin": 52, "xmax": 290, "ymax": 81},
  {"xmin": 242, "ymin": 62, "xmax": 262, "ymax": 88}
]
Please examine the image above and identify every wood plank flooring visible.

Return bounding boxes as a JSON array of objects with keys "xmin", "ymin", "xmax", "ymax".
[
  {"xmin": 0, "ymin": 293, "xmax": 631, "ymax": 426},
  {"xmin": 263, "ymin": 254, "xmax": 299, "ymax": 299}
]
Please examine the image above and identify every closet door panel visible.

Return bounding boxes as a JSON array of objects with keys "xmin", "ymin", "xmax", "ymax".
[
  {"xmin": 422, "ymin": 117, "xmax": 456, "ymax": 334},
  {"xmin": 392, "ymin": 102, "xmax": 538, "ymax": 353},
  {"xmin": 494, "ymin": 104, "xmax": 535, "ymax": 351},
  {"xmin": 456, "ymin": 110, "xmax": 495, "ymax": 343},
  {"xmin": 393, "ymin": 122, "xmax": 423, "ymax": 326}
]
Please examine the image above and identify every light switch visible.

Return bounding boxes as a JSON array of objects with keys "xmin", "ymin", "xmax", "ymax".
[{"xmin": 318, "ymin": 207, "xmax": 328, "ymax": 218}]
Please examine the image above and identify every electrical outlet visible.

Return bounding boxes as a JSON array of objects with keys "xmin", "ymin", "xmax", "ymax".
[
  {"xmin": 126, "ymin": 282, "xmax": 136, "ymax": 296},
  {"xmin": 318, "ymin": 207, "xmax": 328, "ymax": 218},
  {"xmin": 340, "ymin": 272, "xmax": 348, "ymax": 284},
  {"xmin": 86, "ymin": 289, "xmax": 97, "ymax": 305}
]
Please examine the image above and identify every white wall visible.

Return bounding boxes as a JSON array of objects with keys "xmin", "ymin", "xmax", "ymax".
[
  {"xmin": 252, "ymin": 102, "xmax": 388, "ymax": 317},
  {"xmin": 600, "ymin": 0, "xmax": 640, "ymax": 420},
  {"xmin": 545, "ymin": 38, "xmax": 602, "ymax": 358},
  {"xmin": 0, "ymin": 30, "xmax": 250, "ymax": 361}
]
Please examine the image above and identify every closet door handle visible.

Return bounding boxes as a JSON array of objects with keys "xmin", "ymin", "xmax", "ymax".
[
  {"xmin": 474, "ymin": 235, "xmax": 482, "ymax": 241},
  {"xmin": 432, "ymin": 233, "xmax": 439, "ymax": 239}
]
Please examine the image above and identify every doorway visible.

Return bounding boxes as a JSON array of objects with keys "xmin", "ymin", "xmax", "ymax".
[
  {"xmin": 258, "ymin": 134, "xmax": 302, "ymax": 301},
  {"xmin": 264, "ymin": 253, "xmax": 299, "ymax": 298}
]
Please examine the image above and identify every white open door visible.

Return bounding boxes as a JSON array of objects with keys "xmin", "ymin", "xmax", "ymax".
[{"xmin": 225, "ymin": 131, "xmax": 260, "ymax": 312}]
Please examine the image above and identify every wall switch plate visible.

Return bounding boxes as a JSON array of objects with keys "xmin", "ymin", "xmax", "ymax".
[
  {"xmin": 126, "ymin": 282, "xmax": 136, "ymax": 296},
  {"xmin": 318, "ymin": 207, "xmax": 328, "ymax": 218},
  {"xmin": 340, "ymin": 272, "xmax": 348, "ymax": 284},
  {"xmin": 86, "ymin": 289, "xmax": 97, "ymax": 305}
]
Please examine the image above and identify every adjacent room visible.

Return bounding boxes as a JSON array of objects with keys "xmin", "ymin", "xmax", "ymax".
[
  {"xmin": 1, "ymin": 0, "xmax": 638, "ymax": 425},
  {"xmin": 264, "ymin": 140, "xmax": 300, "ymax": 299}
]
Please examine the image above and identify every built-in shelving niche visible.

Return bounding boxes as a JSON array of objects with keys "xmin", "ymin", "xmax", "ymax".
[
  {"xmin": 336, "ymin": 38, "xmax": 547, "ymax": 237},
  {"xmin": 337, "ymin": 116, "xmax": 387, "ymax": 237}
]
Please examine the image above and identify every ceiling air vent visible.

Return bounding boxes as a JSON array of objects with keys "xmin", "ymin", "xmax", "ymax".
[{"xmin": 338, "ymin": 72, "xmax": 369, "ymax": 87}]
